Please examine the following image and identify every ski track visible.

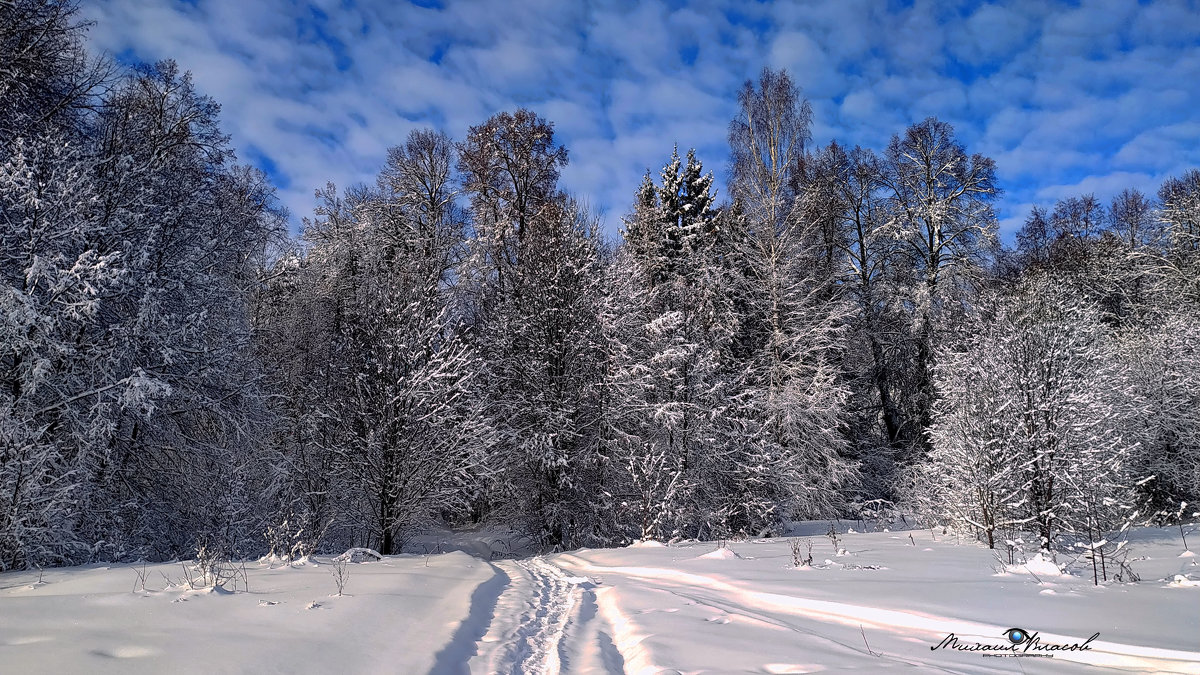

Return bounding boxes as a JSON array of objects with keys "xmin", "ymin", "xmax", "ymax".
[
  {"xmin": 459, "ymin": 548, "xmax": 1200, "ymax": 674},
  {"xmin": 554, "ymin": 553, "xmax": 1200, "ymax": 675},
  {"xmin": 474, "ymin": 556, "xmax": 618, "ymax": 675}
]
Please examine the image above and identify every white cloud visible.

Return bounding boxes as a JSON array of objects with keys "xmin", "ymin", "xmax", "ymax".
[
  {"xmin": 1035, "ymin": 171, "xmax": 1162, "ymax": 203},
  {"xmin": 78, "ymin": 0, "xmax": 1200, "ymax": 242}
]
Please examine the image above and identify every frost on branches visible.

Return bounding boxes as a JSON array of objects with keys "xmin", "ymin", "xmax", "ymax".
[
  {"xmin": 2, "ymin": 3, "xmax": 285, "ymax": 569},
  {"xmin": 4, "ymin": 17, "xmax": 1199, "ymax": 572},
  {"xmin": 916, "ymin": 276, "xmax": 1146, "ymax": 550}
]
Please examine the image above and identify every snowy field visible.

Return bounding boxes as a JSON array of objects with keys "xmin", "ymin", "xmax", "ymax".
[{"xmin": 2, "ymin": 525, "xmax": 1198, "ymax": 674}]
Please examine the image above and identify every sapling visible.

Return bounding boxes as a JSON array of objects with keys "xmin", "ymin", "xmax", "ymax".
[
  {"xmin": 330, "ymin": 558, "xmax": 349, "ymax": 596},
  {"xmin": 1177, "ymin": 502, "xmax": 1192, "ymax": 553}
]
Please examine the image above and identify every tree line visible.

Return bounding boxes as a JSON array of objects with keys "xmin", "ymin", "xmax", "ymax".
[{"xmin": 3, "ymin": 1, "xmax": 1197, "ymax": 569}]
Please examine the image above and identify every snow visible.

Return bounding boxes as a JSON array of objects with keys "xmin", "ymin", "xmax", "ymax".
[
  {"xmin": 696, "ymin": 547, "xmax": 743, "ymax": 560},
  {"xmin": 0, "ymin": 552, "xmax": 493, "ymax": 674},
  {"xmin": 626, "ymin": 540, "xmax": 666, "ymax": 548},
  {"xmin": 334, "ymin": 547, "xmax": 384, "ymax": 563},
  {"xmin": 1007, "ymin": 551, "xmax": 1069, "ymax": 577},
  {"xmin": 2, "ymin": 525, "xmax": 1198, "ymax": 673}
]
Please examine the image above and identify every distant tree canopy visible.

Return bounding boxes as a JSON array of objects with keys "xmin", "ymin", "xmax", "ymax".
[{"xmin": 3, "ymin": 6, "xmax": 1197, "ymax": 569}]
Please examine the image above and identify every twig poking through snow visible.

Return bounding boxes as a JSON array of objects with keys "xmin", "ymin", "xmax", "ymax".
[
  {"xmin": 861, "ymin": 625, "xmax": 881, "ymax": 657},
  {"xmin": 132, "ymin": 562, "xmax": 148, "ymax": 593}
]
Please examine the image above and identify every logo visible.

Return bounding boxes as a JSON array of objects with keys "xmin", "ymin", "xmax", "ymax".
[
  {"xmin": 931, "ymin": 628, "xmax": 1100, "ymax": 658},
  {"xmin": 1004, "ymin": 628, "xmax": 1030, "ymax": 645}
]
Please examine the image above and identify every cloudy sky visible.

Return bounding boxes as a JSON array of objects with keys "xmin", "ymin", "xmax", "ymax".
[{"xmin": 80, "ymin": 0, "xmax": 1200, "ymax": 239}]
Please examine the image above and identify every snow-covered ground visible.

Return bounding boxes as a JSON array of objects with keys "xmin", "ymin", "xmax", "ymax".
[{"xmin": 2, "ymin": 525, "xmax": 1198, "ymax": 674}]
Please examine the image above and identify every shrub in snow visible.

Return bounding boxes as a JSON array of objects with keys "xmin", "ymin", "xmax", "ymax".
[
  {"xmin": 791, "ymin": 539, "xmax": 814, "ymax": 567},
  {"xmin": 191, "ymin": 538, "xmax": 249, "ymax": 592},
  {"xmin": 330, "ymin": 558, "xmax": 349, "ymax": 596},
  {"xmin": 913, "ymin": 275, "xmax": 1146, "ymax": 551}
]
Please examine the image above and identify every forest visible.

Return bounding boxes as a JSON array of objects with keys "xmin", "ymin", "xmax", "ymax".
[{"xmin": 3, "ymin": 0, "xmax": 1198, "ymax": 572}]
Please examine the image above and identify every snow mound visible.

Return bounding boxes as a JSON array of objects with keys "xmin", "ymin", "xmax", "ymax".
[
  {"xmin": 698, "ymin": 548, "xmax": 742, "ymax": 560},
  {"xmin": 335, "ymin": 548, "xmax": 383, "ymax": 563},
  {"xmin": 1008, "ymin": 552, "xmax": 1067, "ymax": 577},
  {"xmin": 627, "ymin": 540, "xmax": 666, "ymax": 548},
  {"xmin": 1168, "ymin": 575, "xmax": 1200, "ymax": 588}
]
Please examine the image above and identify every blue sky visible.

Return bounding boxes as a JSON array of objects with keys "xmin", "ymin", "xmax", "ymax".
[{"xmin": 80, "ymin": 0, "xmax": 1200, "ymax": 240}]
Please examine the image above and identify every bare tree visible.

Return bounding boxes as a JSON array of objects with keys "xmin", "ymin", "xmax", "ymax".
[
  {"xmin": 728, "ymin": 67, "xmax": 812, "ymax": 232},
  {"xmin": 1109, "ymin": 188, "xmax": 1157, "ymax": 249},
  {"xmin": 884, "ymin": 117, "xmax": 999, "ymax": 301},
  {"xmin": 457, "ymin": 108, "xmax": 568, "ymax": 279},
  {"xmin": 882, "ymin": 117, "xmax": 999, "ymax": 453}
]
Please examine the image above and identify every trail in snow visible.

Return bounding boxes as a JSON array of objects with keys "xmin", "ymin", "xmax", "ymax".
[
  {"xmin": 469, "ymin": 556, "xmax": 621, "ymax": 675},
  {"xmin": 5, "ymin": 527, "xmax": 1192, "ymax": 674},
  {"xmin": 554, "ymin": 552, "xmax": 1200, "ymax": 674},
  {"xmin": 501, "ymin": 557, "xmax": 580, "ymax": 674}
]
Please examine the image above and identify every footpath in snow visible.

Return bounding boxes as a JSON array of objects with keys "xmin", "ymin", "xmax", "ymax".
[{"xmin": 1, "ymin": 525, "xmax": 1198, "ymax": 673}]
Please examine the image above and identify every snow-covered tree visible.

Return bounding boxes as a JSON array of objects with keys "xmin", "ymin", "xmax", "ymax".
[
  {"xmin": 457, "ymin": 107, "xmax": 568, "ymax": 298},
  {"xmin": 883, "ymin": 117, "xmax": 999, "ymax": 460},
  {"xmin": 919, "ymin": 276, "xmax": 1146, "ymax": 549},
  {"xmin": 1117, "ymin": 309, "xmax": 1200, "ymax": 514},
  {"xmin": 0, "ymin": 0, "xmax": 113, "ymax": 571},
  {"xmin": 884, "ymin": 117, "xmax": 999, "ymax": 300},
  {"xmin": 605, "ymin": 148, "xmax": 731, "ymax": 539},
  {"xmin": 479, "ymin": 198, "xmax": 609, "ymax": 548},
  {"xmin": 1156, "ymin": 170, "xmax": 1200, "ymax": 309},
  {"xmin": 263, "ymin": 130, "xmax": 490, "ymax": 555},
  {"xmin": 806, "ymin": 141, "xmax": 917, "ymax": 491},
  {"xmin": 725, "ymin": 73, "xmax": 857, "ymax": 529},
  {"xmin": 1015, "ymin": 206, "xmax": 1054, "ymax": 269},
  {"xmin": 1158, "ymin": 169, "xmax": 1200, "ymax": 257},
  {"xmin": 728, "ymin": 67, "xmax": 811, "ymax": 234},
  {"xmin": 0, "ymin": 0, "xmax": 114, "ymax": 142},
  {"xmin": 1108, "ymin": 188, "xmax": 1159, "ymax": 250},
  {"xmin": 79, "ymin": 62, "xmax": 284, "ymax": 561},
  {"xmin": 456, "ymin": 111, "xmax": 610, "ymax": 547},
  {"xmin": 1, "ymin": 31, "xmax": 284, "ymax": 566},
  {"xmin": 0, "ymin": 135, "xmax": 118, "ymax": 569}
]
